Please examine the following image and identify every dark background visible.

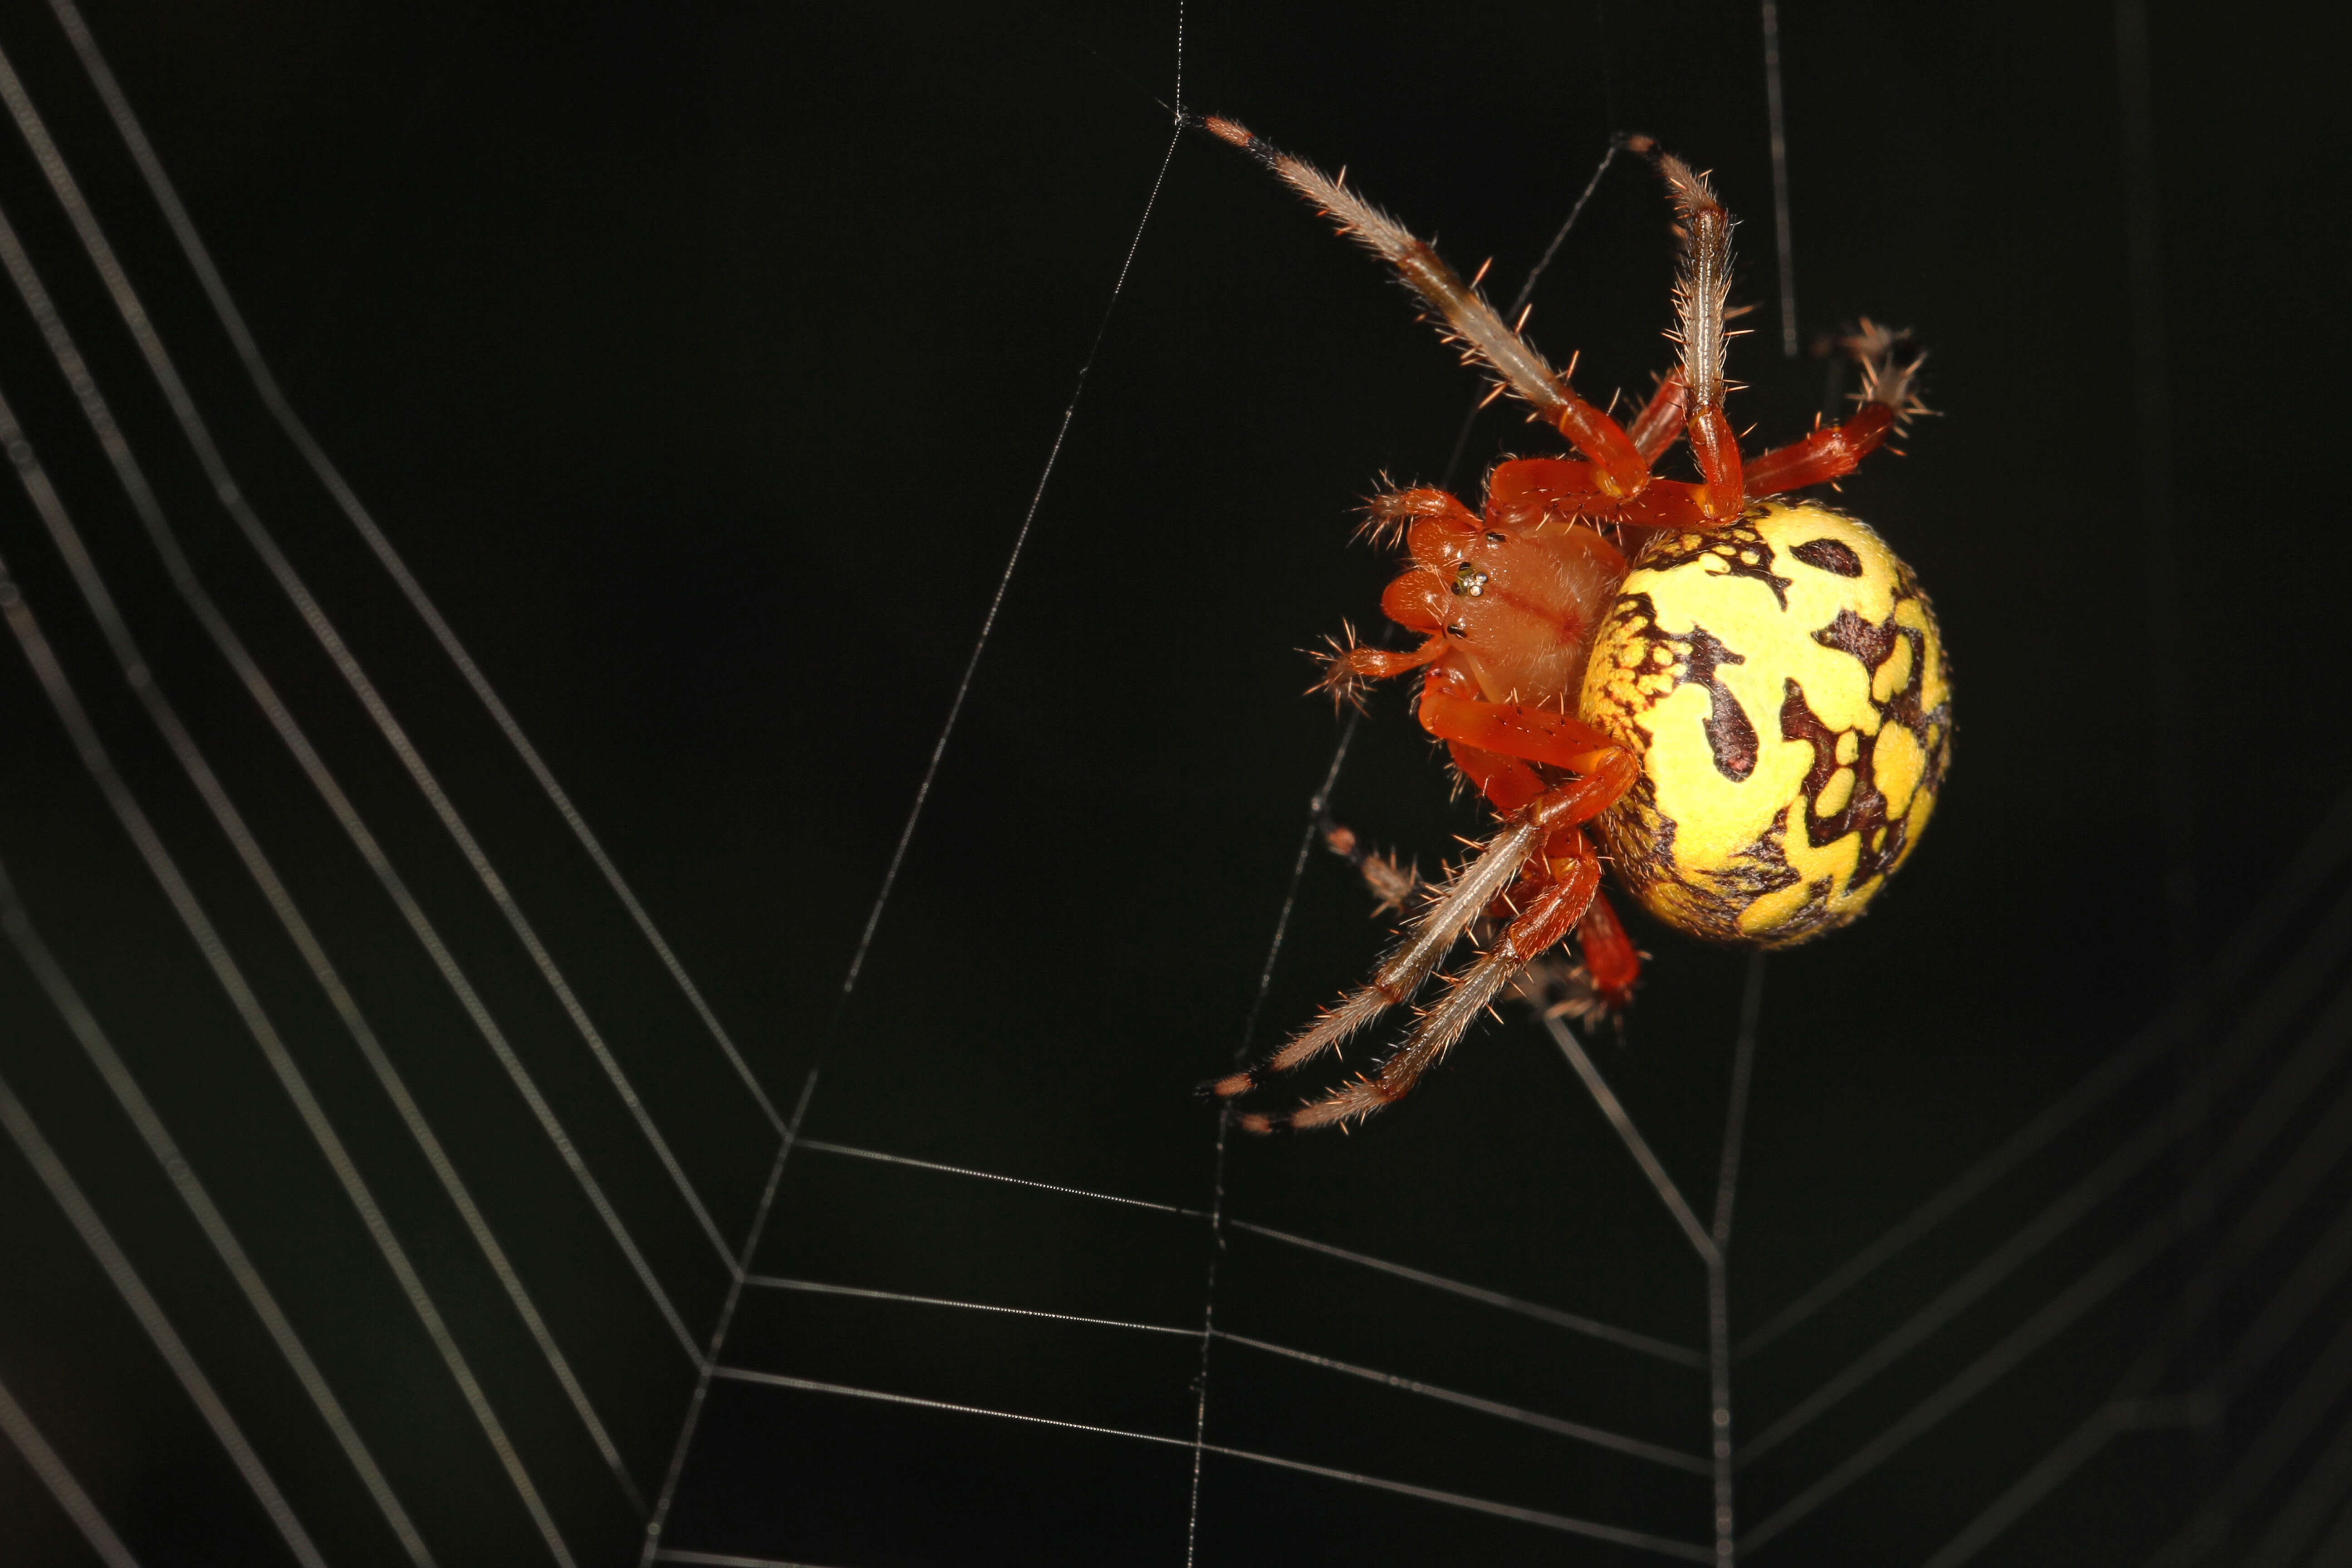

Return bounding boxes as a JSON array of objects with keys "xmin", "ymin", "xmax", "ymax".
[{"xmin": 0, "ymin": 0, "xmax": 2346, "ymax": 1564}]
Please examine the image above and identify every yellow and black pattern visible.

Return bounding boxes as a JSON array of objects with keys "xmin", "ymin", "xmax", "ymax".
[{"xmin": 1578, "ymin": 500, "xmax": 1951, "ymax": 946}]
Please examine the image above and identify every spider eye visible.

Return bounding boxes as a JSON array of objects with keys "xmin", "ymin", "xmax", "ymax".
[
  {"xmin": 1450, "ymin": 562, "xmax": 1492, "ymax": 598},
  {"xmin": 1485, "ymin": 531, "xmax": 1508, "ymax": 544}
]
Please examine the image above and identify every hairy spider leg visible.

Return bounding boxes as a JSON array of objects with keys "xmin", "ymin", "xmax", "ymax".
[
  {"xmin": 1205, "ymin": 117, "xmax": 1925, "ymax": 543},
  {"xmin": 1196, "ymin": 115, "xmax": 1651, "ymax": 498},
  {"xmin": 1221, "ymin": 681, "xmax": 1641, "ymax": 1127},
  {"xmin": 1418, "ymin": 686, "xmax": 1642, "ymax": 1001},
  {"xmin": 1628, "ymin": 371, "xmax": 1691, "ymax": 462},
  {"xmin": 1209, "ymin": 816, "xmax": 1547, "ymax": 1099},
  {"xmin": 1319, "ymin": 818, "xmax": 1421, "ymax": 916},
  {"xmin": 1575, "ymin": 886, "xmax": 1642, "ymax": 1009},
  {"xmin": 1313, "ymin": 485, "xmax": 1477, "ymax": 706},
  {"xmin": 1244, "ymin": 830, "xmax": 1605, "ymax": 1132},
  {"xmin": 1746, "ymin": 323, "xmax": 1931, "ymax": 495},
  {"xmin": 1620, "ymin": 137, "xmax": 1746, "ymax": 521}
]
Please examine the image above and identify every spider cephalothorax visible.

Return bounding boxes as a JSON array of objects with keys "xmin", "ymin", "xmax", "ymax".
[{"xmin": 1199, "ymin": 117, "xmax": 1951, "ymax": 1132}]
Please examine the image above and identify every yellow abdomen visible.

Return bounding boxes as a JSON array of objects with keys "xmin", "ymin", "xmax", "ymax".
[{"xmin": 1578, "ymin": 500, "xmax": 1952, "ymax": 946}]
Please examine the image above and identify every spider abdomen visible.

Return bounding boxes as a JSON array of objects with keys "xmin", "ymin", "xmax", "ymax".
[{"xmin": 1578, "ymin": 500, "xmax": 1951, "ymax": 947}]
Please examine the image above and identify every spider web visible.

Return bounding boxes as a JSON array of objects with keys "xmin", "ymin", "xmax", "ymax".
[{"xmin": 0, "ymin": 4, "xmax": 2347, "ymax": 1568}]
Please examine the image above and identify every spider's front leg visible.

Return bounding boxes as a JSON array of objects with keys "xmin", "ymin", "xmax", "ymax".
[{"xmin": 1310, "ymin": 486, "xmax": 1477, "ymax": 707}]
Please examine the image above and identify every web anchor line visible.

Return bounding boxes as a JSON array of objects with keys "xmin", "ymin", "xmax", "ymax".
[
  {"xmin": 1739, "ymin": 784, "xmax": 2352, "ymax": 1365},
  {"xmin": 1759, "ymin": 0, "xmax": 1798, "ymax": 359},
  {"xmin": 1544, "ymin": 1004, "xmax": 1758, "ymax": 1564},
  {"xmin": 0, "ymin": 24, "xmax": 740, "ymax": 1279},
  {"xmin": 709, "ymin": 1367, "xmax": 1717, "ymax": 1563},
  {"xmin": 40, "ymin": 0, "xmax": 786, "ymax": 1140},
  {"xmin": 0, "ymin": 1368, "xmax": 142, "ymax": 1568},
  {"xmin": 1739, "ymin": 901, "xmax": 2352, "ymax": 1480},
  {"xmin": 1729, "ymin": 790, "xmax": 2352, "ymax": 1557},
  {"xmin": 729, "ymin": 1268, "xmax": 1707, "ymax": 1470},
  {"xmin": 776, "ymin": 1132, "xmax": 1694, "ymax": 1361},
  {"xmin": 638, "ymin": 1070, "xmax": 819, "ymax": 1568},
  {"xmin": 0, "ymin": 1006, "xmax": 322, "ymax": 1568},
  {"xmin": 640, "ymin": 86, "xmax": 1186, "ymax": 1561},
  {"xmin": 0, "ymin": 489, "xmax": 452, "ymax": 1562},
  {"xmin": 0, "ymin": 162, "xmax": 670, "ymax": 1496}
]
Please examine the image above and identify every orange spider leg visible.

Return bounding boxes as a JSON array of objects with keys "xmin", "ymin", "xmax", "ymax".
[
  {"xmin": 1446, "ymin": 739, "xmax": 1548, "ymax": 815},
  {"xmin": 1367, "ymin": 485, "xmax": 1480, "ymax": 546},
  {"xmin": 1200, "ymin": 115, "xmax": 1654, "ymax": 500},
  {"xmin": 1686, "ymin": 405, "xmax": 1746, "ymax": 520},
  {"xmin": 1421, "ymin": 690, "xmax": 1645, "ymax": 1013},
  {"xmin": 1744, "ymin": 405, "xmax": 1895, "ymax": 495},
  {"xmin": 1615, "ymin": 479, "xmax": 1717, "ymax": 532},
  {"xmin": 1483, "ymin": 457, "xmax": 1606, "ymax": 531},
  {"xmin": 1255, "ymin": 839, "xmax": 1603, "ymax": 1132},
  {"xmin": 1748, "ymin": 323, "xmax": 1929, "ymax": 495},
  {"xmin": 1576, "ymin": 888, "xmax": 1641, "ymax": 1011},
  {"xmin": 1612, "ymin": 137, "xmax": 1747, "ymax": 521},
  {"xmin": 1221, "ymin": 671, "xmax": 1642, "ymax": 1126},
  {"xmin": 1497, "ymin": 827, "xmax": 1644, "ymax": 1014},
  {"xmin": 1628, "ymin": 372, "xmax": 1690, "ymax": 461},
  {"xmin": 1315, "ymin": 493, "xmax": 1469, "ymax": 700},
  {"xmin": 1416, "ymin": 691, "xmax": 1637, "ymax": 833},
  {"xmin": 1317, "ymin": 633, "xmax": 1447, "ymax": 704}
]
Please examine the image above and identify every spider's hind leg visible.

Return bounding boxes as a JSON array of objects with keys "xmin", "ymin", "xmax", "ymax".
[
  {"xmin": 1209, "ymin": 817, "xmax": 1545, "ymax": 1102},
  {"xmin": 1250, "ymin": 832, "xmax": 1604, "ymax": 1132},
  {"xmin": 1319, "ymin": 817, "xmax": 1421, "ymax": 916},
  {"xmin": 1745, "ymin": 320, "xmax": 1931, "ymax": 495},
  {"xmin": 1512, "ymin": 890, "xmax": 1642, "ymax": 1026}
]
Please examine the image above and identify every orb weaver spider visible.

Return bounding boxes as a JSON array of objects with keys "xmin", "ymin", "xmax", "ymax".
[{"xmin": 1197, "ymin": 117, "xmax": 1951, "ymax": 1132}]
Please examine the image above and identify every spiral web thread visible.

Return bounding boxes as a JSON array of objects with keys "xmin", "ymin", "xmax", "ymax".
[{"xmin": 2, "ymin": 4, "xmax": 2347, "ymax": 1566}]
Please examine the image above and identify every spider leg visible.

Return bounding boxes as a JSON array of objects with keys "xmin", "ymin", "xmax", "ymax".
[
  {"xmin": 1210, "ymin": 816, "xmax": 1546, "ymax": 1101},
  {"xmin": 1219, "ymin": 686, "xmax": 1637, "ymax": 1123},
  {"xmin": 1247, "ymin": 828, "xmax": 1603, "ymax": 1132},
  {"xmin": 1482, "ymin": 457, "xmax": 1607, "ymax": 531},
  {"xmin": 1319, "ymin": 819, "xmax": 1421, "ymax": 916},
  {"xmin": 1577, "ymin": 888, "xmax": 1642, "ymax": 1012},
  {"xmin": 1416, "ymin": 691, "xmax": 1638, "ymax": 821},
  {"xmin": 1196, "ymin": 115, "xmax": 1651, "ymax": 497},
  {"xmin": 1314, "ymin": 630, "xmax": 1446, "ymax": 708},
  {"xmin": 1746, "ymin": 321, "xmax": 1931, "ymax": 495},
  {"xmin": 1620, "ymin": 137, "xmax": 1746, "ymax": 521},
  {"xmin": 1363, "ymin": 485, "xmax": 1480, "ymax": 547},
  {"xmin": 1627, "ymin": 372, "xmax": 1690, "ymax": 462}
]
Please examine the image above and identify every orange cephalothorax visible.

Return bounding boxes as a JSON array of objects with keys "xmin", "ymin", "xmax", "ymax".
[{"xmin": 1199, "ymin": 115, "xmax": 1938, "ymax": 1132}]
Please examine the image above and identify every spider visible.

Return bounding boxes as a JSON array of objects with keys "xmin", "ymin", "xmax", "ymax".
[{"xmin": 1197, "ymin": 117, "xmax": 1952, "ymax": 1132}]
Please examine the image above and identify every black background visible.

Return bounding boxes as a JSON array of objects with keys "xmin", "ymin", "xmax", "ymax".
[{"xmin": 0, "ymin": 1, "xmax": 2346, "ymax": 1564}]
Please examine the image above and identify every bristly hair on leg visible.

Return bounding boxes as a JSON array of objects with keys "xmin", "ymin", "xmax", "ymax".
[
  {"xmin": 1359, "ymin": 485, "xmax": 1458, "ymax": 549},
  {"xmin": 1510, "ymin": 947, "xmax": 1612, "ymax": 1026},
  {"xmin": 1207, "ymin": 818, "xmax": 1543, "ymax": 1103},
  {"xmin": 1255, "ymin": 859, "xmax": 1597, "ymax": 1132},
  {"xmin": 1308, "ymin": 621, "xmax": 1370, "ymax": 711},
  {"xmin": 1844, "ymin": 318, "xmax": 1932, "ymax": 429},
  {"xmin": 1190, "ymin": 113, "xmax": 1650, "ymax": 490},
  {"xmin": 1321, "ymin": 819, "xmax": 1421, "ymax": 916},
  {"xmin": 1617, "ymin": 134, "xmax": 1738, "ymax": 420},
  {"xmin": 1273, "ymin": 941, "xmax": 1526, "ymax": 1131}
]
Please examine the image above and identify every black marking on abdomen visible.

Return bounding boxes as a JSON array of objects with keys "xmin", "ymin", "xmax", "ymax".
[
  {"xmin": 1681, "ymin": 626, "xmax": 1758, "ymax": 782},
  {"xmin": 1791, "ymin": 537, "xmax": 1864, "ymax": 577}
]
